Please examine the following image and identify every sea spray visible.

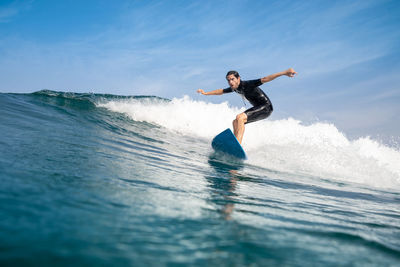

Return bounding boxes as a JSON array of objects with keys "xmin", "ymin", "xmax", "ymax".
[
  {"xmin": 98, "ymin": 95, "xmax": 244, "ymax": 138},
  {"xmin": 99, "ymin": 95, "xmax": 400, "ymax": 189},
  {"xmin": 246, "ymin": 119, "xmax": 400, "ymax": 188}
]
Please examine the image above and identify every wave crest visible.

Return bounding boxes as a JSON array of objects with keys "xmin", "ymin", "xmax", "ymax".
[{"xmin": 99, "ymin": 95, "xmax": 400, "ymax": 189}]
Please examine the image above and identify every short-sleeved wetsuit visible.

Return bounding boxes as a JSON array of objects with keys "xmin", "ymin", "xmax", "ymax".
[{"xmin": 223, "ymin": 79, "xmax": 273, "ymax": 124}]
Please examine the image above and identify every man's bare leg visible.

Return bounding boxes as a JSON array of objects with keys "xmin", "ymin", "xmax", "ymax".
[{"xmin": 233, "ymin": 113, "xmax": 247, "ymax": 144}]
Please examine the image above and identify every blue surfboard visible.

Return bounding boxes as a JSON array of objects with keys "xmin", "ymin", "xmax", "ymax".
[{"xmin": 211, "ymin": 129, "xmax": 247, "ymax": 159}]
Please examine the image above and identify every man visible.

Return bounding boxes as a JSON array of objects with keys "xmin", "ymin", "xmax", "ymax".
[{"xmin": 197, "ymin": 68, "xmax": 297, "ymax": 144}]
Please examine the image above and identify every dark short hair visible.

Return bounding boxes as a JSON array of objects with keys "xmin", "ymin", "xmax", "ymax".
[{"xmin": 226, "ymin": 70, "xmax": 240, "ymax": 78}]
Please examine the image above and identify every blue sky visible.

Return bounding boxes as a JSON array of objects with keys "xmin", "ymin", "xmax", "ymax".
[{"xmin": 0, "ymin": 0, "xmax": 399, "ymax": 141}]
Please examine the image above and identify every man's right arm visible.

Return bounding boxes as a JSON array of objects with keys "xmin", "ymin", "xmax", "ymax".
[{"xmin": 196, "ymin": 89, "xmax": 224, "ymax": 95}]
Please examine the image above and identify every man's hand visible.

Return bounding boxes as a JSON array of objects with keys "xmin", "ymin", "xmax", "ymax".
[
  {"xmin": 197, "ymin": 89, "xmax": 206, "ymax": 95},
  {"xmin": 285, "ymin": 68, "xmax": 297, "ymax": 77}
]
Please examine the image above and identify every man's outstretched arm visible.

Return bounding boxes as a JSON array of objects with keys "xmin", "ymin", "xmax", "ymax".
[
  {"xmin": 196, "ymin": 89, "xmax": 224, "ymax": 95},
  {"xmin": 261, "ymin": 68, "xmax": 297, "ymax": 84}
]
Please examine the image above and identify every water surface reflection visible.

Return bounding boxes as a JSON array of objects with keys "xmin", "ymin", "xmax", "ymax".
[{"xmin": 207, "ymin": 153, "xmax": 246, "ymax": 220}]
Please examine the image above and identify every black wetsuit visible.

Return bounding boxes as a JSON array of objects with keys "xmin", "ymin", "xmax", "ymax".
[{"xmin": 223, "ymin": 79, "xmax": 273, "ymax": 124}]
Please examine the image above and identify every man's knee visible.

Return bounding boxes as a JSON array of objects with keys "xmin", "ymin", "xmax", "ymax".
[{"xmin": 235, "ymin": 113, "xmax": 247, "ymax": 123}]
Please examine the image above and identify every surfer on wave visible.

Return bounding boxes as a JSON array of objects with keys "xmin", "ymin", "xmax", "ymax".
[{"xmin": 197, "ymin": 68, "xmax": 297, "ymax": 144}]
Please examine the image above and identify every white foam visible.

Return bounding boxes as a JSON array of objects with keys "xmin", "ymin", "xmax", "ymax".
[
  {"xmin": 98, "ymin": 96, "xmax": 400, "ymax": 190},
  {"xmin": 98, "ymin": 95, "xmax": 244, "ymax": 138}
]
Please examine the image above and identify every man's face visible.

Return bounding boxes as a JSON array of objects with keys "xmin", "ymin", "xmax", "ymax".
[{"xmin": 226, "ymin": 74, "xmax": 240, "ymax": 90}]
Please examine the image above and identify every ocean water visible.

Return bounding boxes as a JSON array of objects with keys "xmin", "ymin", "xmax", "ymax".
[{"xmin": 1, "ymin": 90, "xmax": 399, "ymax": 266}]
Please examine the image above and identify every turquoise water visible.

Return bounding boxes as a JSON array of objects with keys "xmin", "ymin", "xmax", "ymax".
[{"xmin": 1, "ymin": 90, "xmax": 399, "ymax": 266}]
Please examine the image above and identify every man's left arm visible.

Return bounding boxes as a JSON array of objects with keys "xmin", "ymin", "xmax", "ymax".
[{"xmin": 261, "ymin": 68, "xmax": 297, "ymax": 84}]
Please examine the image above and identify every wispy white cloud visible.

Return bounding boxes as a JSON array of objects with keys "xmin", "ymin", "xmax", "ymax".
[
  {"xmin": 0, "ymin": 6, "xmax": 18, "ymax": 22},
  {"xmin": 0, "ymin": 0, "xmax": 32, "ymax": 23}
]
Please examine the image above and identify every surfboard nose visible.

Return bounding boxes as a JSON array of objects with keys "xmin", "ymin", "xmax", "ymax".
[{"xmin": 211, "ymin": 128, "xmax": 247, "ymax": 160}]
